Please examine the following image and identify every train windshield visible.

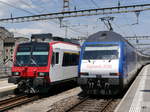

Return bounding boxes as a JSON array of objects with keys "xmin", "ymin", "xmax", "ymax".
[
  {"xmin": 83, "ymin": 45, "xmax": 119, "ymax": 60},
  {"xmin": 15, "ymin": 44, "xmax": 49, "ymax": 67}
]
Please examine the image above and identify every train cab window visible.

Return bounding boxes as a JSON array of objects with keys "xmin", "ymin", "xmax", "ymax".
[
  {"xmin": 17, "ymin": 47, "xmax": 31, "ymax": 52},
  {"xmin": 83, "ymin": 50, "xmax": 118, "ymax": 60},
  {"xmin": 52, "ymin": 52, "xmax": 59, "ymax": 65}
]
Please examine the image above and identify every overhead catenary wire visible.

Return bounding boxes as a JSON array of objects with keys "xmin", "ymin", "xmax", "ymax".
[
  {"xmin": 27, "ymin": 0, "xmax": 83, "ymax": 34},
  {"xmin": 0, "ymin": 1, "xmax": 34, "ymax": 15},
  {"xmin": 2, "ymin": 0, "xmax": 150, "ymax": 40},
  {"xmin": 24, "ymin": 0, "xmax": 86, "ymax": 36},
  {"xmin": 111, "ymin": 21, "xmax": 127, "ymax": 37},
  {"xmin": 1, "ymin": 0, "xmax": 87, "ymax": 38},
  {"xmin": 19, "ymin": 0, "xmax": 43, "ymax": 13},
  {"xmin": 19, "ymin": 0, "xmax": 33, "ymax": 9},
  {"xmin": 80, "ymin": 0, "xmax": 93, "ymax": 9},
  {"xmin": 29, "ymin": 0, "xmax": 52, "ymax": 13},
  {"xmin": 90, "ymin": 0, "xmax": 100, "ymax": 8},
  {"xmin": 121, "ymin": 14, "xmax": 137, "ymax": 36},
  {"xmin": 0, "ymin": 0, "xmax": 36, "ymax": 38},
  {"xmin": 29, "ymin": 0, "xmax": 88, "ymax": 36},
  {"xmin": 3, "ymin": 0, "xmax": 46, "ymax": 37},
  {"xmin": 23, "ymin": 1, "xmax": 86, "ymax": 35}
]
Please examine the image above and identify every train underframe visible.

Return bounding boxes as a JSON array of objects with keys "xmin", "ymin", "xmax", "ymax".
[
  {"xmin": 78, "ymin": 77, "xmax": 124, "ymax": 95},
  {"xmin": 8, "ymin": 76, "xmax": 50, "ymax": 94}
]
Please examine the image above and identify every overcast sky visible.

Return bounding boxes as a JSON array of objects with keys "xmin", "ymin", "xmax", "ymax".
[{"xmin": 0, "ymin": 0, "xmax": 150, "ymax": 40}]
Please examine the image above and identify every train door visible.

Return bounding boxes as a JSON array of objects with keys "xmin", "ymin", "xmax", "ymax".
[{"xmin": 50, "ymin": 49, "xmax": 62, "ymax": 82}]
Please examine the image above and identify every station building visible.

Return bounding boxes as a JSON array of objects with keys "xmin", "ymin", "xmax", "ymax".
[{"xmin": 0, "ymin": 27, "xmax": 29, "ymax": 67}]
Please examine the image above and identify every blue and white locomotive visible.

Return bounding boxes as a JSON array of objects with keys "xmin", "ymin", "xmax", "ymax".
[{"xmin": 78, "ymin": 31, "xmax": 150, "ymax": 95}]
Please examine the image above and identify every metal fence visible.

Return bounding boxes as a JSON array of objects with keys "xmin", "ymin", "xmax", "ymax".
[{"xmin": 0, "ymin": 66, "xmax": 11, "ymax": 78}]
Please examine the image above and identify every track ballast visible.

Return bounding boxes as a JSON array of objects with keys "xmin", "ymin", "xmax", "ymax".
[{"xmin": 66, "ymin": 97, "xmax": 120, "ymax": 112}]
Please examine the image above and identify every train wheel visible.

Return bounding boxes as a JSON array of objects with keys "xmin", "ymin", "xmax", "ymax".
[{"xmin": 80, "ymin": 85, "xmax": 88, "ymax": 94}]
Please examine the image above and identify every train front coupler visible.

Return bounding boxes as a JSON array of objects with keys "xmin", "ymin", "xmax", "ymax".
[{"xmin": 16, "ymin": 80, "xmax": 38, "ymax": 94}]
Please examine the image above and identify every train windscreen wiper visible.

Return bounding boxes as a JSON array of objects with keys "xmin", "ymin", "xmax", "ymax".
[
  {"xmin": 108, "ymin": 56, "xmax": 113, "ymax": 62},
  {"xmin": 14, "ymin": 60, "xmax": 22, "ymax": 66},
  {"xmin": 88, "ymin": 59, "xmax": 91, "ymax": 63},
  {"xmin": 30, "ymin": 57, "xmax": 39, "ymax": 67},
  {"xmin": 108, "ymin": 58, "xmax": 112, "ymax": 62}
]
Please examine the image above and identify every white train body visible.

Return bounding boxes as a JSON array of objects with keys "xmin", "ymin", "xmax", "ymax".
[
  {"xmin": 80, "ymin": 46, "xmax": 120, "ymax": 78},
  {"xmin": 50, "ymin": 42, "xmax": 80, "ymax": 82}
]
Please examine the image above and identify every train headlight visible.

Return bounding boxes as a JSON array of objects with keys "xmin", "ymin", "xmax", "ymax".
[
  {"xmin": 38, "ymin": 72, "xmax": 49, "ymax": 77},
  {"xmin": 110, "ymin": 73, "xmax": 119, "ymax": 76},
  {"xmin": 12, "ymin": 72, "xmax": 20, "ymax": 76},
  {"xmin": 79, "ymin": 72, "xmax": 88, "ymax": 76}
]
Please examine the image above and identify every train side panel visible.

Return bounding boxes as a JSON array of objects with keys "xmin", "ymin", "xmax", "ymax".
[
  {"xmin": 50, "ymin": 43, "xmax": 79, "ymax": 82},
  {"xmin": 125, "ymin": 43, "xmax": 137, "ymax": 82},
  {"xmin": 120, "ymin": 43, "xmax": 139, "ymax": 89}
]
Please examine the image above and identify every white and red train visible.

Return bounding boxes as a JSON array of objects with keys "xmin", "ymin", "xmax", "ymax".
[{"xmin": 8, "ymin": 34, "xmax": 80, "ymax": 93}]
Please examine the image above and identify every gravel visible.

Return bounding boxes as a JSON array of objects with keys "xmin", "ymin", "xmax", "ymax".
[{"xmin": 8, "ymin": 87, "xmax": 82, "ymax": 112}]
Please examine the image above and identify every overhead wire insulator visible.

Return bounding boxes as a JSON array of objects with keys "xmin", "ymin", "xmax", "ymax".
[
  {"xmin": 58, "ymin": 17, "xmax": 63, "ymax": 28},
  {"xmin": 135, "ymin": 11, "xmax": 140, "ymax": 24},
  {"xmin": 132, "ymin": 11, "xmax": 140, "ymax": 25}
]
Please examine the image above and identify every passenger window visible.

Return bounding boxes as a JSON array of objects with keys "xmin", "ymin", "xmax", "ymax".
[
  {"xmin": 52, "ymin": 52, "xmax": 59, "ymax": 64},
  {"xmin": 62, "ymin": 52, "xmax": 79, "ymax": 66},
  {"xmin": 56, "ymin": 52, "xmax": 59, "ymax": 64}
]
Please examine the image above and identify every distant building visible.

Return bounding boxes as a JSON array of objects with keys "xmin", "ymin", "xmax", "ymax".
[
  {"xmin": 0, "ymin": 38, "xmax": 4, "ymax": 66},
  {"xmin": 4, "ymin": 37, "xmax": 29, "ymax": 67},
  {"xmin": 15, "ymin": 37, "xmax": 30, "ymax": 45},
  {"xmin": 3, "ymin": 37, "xmax": 15, "ymax": 66},
  {"xmin": 0, "ymin": 27, "xmax": 13, "ymax": 66},
  {"xmin": 0, "ymin": 27, "xmax": 29, "ymax": 67}
]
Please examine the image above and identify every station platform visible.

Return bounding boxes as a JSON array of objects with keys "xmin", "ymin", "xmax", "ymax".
[
  {"xmin": 115, "ymin": 64, "xmax": 150, "ymax": 112},
  {"xmin": 0, "ymin": 78, "xmax": 17, "ymax": 97}
]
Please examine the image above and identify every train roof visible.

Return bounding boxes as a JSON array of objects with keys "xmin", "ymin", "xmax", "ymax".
[
  {"xmin": 85, "ymin": 31, "xmax": 127, "ymax": 42},
  {"xmin": 85, "ymin": 31, "xmax": 137, "ymax": 49},
  {"xmin": 52, "ymin": 36, "xmax": 79, "ymax": 45},
  {"xmin": 84, "ymin": 31, "xmax": 150, "ymax": 57},
  {"xmin": 31, "ymin": 33, "xmax": 79, "ymax": 45},
  {"xmin": 18, "ymin": 42, "xmax": 49, "ymax": 47}
]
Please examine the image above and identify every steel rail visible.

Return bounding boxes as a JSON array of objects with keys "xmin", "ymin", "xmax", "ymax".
[
  {"xmin": 65, "ymin": 96, "xmax": 89, "ymax": 112},
  {"xmin": 100, "ymin": 99, "xmax": 114, "ymax": 112},
  {"xmin": 0, "ymin": 95, "xmax": 39, "ymax": 111},
  {"xmin": 66, "ymin": 97, "xmax": 114, "ymax": 112}
]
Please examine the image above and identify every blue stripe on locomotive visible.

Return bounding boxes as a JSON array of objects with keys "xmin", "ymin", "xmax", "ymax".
[
  {"xmin": 78, "ymin": 41, "xmax": 126, "ymax": 77},
  {"xmin": 78, "ymin": 43, "xmax": 85, "ymax": 74},
  {"xmin": 119, "ymin": 41, "xmax": 125, "ymax": 78}
]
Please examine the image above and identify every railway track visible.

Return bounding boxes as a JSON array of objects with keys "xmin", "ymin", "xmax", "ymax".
[
  {"xmin": 66, "ymin": 97, "xmax": 120, "ymax": 112},
  {"xmin": 0, "ymin": 94, "xmax": 40, "ymax": 111}
]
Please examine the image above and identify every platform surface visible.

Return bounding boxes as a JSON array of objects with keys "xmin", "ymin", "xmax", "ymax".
[
  {"xmin": 0, "ymin": 78, "xmax": 17, "ymax": 92},
  {"xmin": 115, "ymin": 64, "xmax": 150, "ymax": 112}
]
